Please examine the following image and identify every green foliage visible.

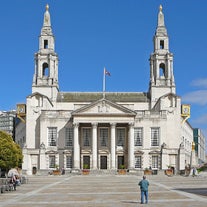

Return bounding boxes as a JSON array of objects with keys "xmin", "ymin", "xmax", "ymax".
[
  {"xmin": 197, "ymin": 164, "xmax": 207, "ymax": 173},
  {"xmin": 55, "ymin": 164, "xmax": 59, "ymax": 170},
  {"xmin": 0, "ymin": 130, "xmax": 23, "ymax": 170},
  {"xmin": 83, "ymin": 164, "xmax": 89, "ymax": 169},
  {"xmin": 119, "ymin": 164, "xmax": 125, "ymax": 169}
]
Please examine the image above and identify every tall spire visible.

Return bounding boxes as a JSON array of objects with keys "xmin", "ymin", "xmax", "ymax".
[
  {"xmin": 149, "ymin": 5, "xmax": 175, "ymax": 108},
  {"xmin": 158, "ymin": 5, "xmax": 165, "ymax": 27},
  {"xmin": 43, "ymin": 4, "xmax": 51, "ymax": 27},
  {"xmin": 41, "ymin": 4, "xmax": 53, "ymax": 36},
  {"xmin": 156, "ymin": 5, "xmax": 167, "ymax": 36},
  {"xmin": 32, "ymin": 4, "xmax": 59, "ymax": 101},
  {"xmin": 154, "ymin": 5, "xmax": 169, "ymax": 52}
]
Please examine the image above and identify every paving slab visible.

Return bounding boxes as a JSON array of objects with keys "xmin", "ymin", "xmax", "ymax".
[{"xmin": 0, "ymin": 174, "xmax": 207, "ymax": 207}]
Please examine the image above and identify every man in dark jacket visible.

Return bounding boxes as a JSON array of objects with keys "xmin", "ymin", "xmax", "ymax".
[{"xmin": 138, "ymin": 175, "xmax": 149, "ymax": 204}]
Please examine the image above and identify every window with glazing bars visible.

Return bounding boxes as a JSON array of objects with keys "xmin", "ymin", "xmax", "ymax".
[
  {"xmin": 134, "ymin": 128, "xmax": 143, "ymax": 146},
  {"xmin": 151, "ymin": 128, "xmax": 159, "ymax": 146},
  {"xmin": 48, "ymin": 127, "xmax": 57, "ymax": 146},
  {"xmin": 117, "ymin": 128, "xmax": 125, "ymax": 146},
  {"xmin": 66, "ymin": 156, "xmax": 72, "ymax": 168},
  {"xmin": 83, "ymin": 128, "xmax": 91, "ymax": 147},
  {"xmin": 100, "ymin": 128, "xmax": 108, "ymax": 147},
  {"xmin": 65, "ymin": 127, "xmax": 73, "ymax": 147},
  {"xmin": 49, "ymin": 155, "xmax": 55, "ymax": 168},
  {"xmin": 135, "ymin": 156, "xmax": 142, "ymax": 168},
  {"xmin": 152, "ymin": 155, "xmax": 158, "ymax": 168}
]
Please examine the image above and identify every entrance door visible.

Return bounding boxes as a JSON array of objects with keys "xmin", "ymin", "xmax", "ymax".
[
  {"xmin": 32, "ymin": 167, "xmax": 37, "ymax": 175},
  {"xmin": 118, "ymin": 156, "xmax": 124, "ymax": 169},
  {"xmin": 100, "ymin": 156, "xmax": 107, "ymax": 169},
  {"xmin": 83, "ymin": 156, "xmax": 90, "ymax": 169}
]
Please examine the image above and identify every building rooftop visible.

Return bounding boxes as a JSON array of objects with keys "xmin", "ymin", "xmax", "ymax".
[{"xmin": 57, "ymin": 92, "xmax": 150, "ymax": 103}]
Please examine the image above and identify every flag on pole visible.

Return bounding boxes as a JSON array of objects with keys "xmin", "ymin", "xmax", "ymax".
[
  {"xmin": 104, "ymin": 68, "xmax": 111, "ymax": 76},
  {"xmin": 103, "ymin": 67, "xmax": 111, "ymax": 98}
]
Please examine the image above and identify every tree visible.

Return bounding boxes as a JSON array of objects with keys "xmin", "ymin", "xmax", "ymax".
[{"xmin": 0, "ymin": 130, "xmax": 23, "ymax": 171}]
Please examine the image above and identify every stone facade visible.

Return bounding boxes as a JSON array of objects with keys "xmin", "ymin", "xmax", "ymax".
[{"xmin": 22, "ymin": 5, "xmax": 194, "ymax": 175}]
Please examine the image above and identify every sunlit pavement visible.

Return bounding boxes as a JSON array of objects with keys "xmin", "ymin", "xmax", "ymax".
[{"xmin": 0, "ymin": 174, "xmax": 207, "ymax": 207}]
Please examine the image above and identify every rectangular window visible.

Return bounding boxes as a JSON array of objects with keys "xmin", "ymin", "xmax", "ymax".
[
  {"xmin": 100, "ymin": 128, "xmax": 108, "ymax": 147},
  {"xmin": 44, "ymin": 40, "xmax": 48, "ymax": 49},
  {"xmin": 151, "ymin": 128, "xmax": 159, "ymax": 146},
  {"xmin": 83, "ymin": 128, "xmax": 91, "ymax": 147},
  {"xmin": 160, "ymin": 40, "xmax": 164, "ymax": 49},
  {"xmin": 135, "ymin": 156, "xmax": 142, "ymax": 168},
  {"xmin": 118, "ymin": 156, "xmax": 124, "ymax": 169},
  {"xmin": 117, "ymin": 128, "xmax": 125, "ymax": 147},
  {"xmin": 134, "ymin": 128, "xmax": 143, "ymax": 146},
  {"xmin": 66, "ymin": 156, "xmax": 72, "ymax": 168},
  {"xmin": 152, "ymin": 156, "xmax": 158, "ymax": 168},
  {"xmin": 48, "ymin": 127, "xmax": 57, "ymax": 146},
  {"xmin": 49, "ymin": 155, "xmax": 55, "ymax": 168},
  {"xmin": 65, "ymin": 127, "xmax": 73, "ymax": 147}
]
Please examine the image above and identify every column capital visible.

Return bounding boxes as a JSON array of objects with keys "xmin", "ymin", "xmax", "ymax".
[
  {"xmin": 129, "ymin": 122, "xmax": 134, "ymax": 127},
  {"xmin": 110, "ymin": 122, "xmax": 116, "ymax": 127},
  {"xmin": 73, "ymin": 122, "xmax": 79, "ymax": 128},
  {"xmin": 92, "ymin": 122, "xmax": 98, "ymax": 128}
]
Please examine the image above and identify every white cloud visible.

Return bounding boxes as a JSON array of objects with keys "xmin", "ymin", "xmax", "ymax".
[
  {"xmin": 182, "ymin": 90, "xmax": 207, "ymax": 105},
  {"xmin": 191, "ymin": 78, "xmax": 207, "ymax": 88}
]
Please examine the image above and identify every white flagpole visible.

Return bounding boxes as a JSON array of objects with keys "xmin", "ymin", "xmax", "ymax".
[{"xmin": 103, "ymin": 67, "xmax": 106, "ymax": 98}]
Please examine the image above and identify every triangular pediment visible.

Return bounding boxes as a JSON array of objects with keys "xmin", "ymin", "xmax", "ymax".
[{"xmin": 72, "ymin": 98, "xmax": 136, "ymax": 116}]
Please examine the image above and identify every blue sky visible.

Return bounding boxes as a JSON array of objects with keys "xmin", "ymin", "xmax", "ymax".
[{"xmin": 0, "ymin": 1, "xmax": 207, "ymax": 142}]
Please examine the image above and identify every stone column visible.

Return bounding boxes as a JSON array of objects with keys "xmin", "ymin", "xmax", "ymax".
[
  {"xmin": 22, "ymin": 146, "xmax": 32, "ymax": 175},
  {"xmin": 190, "ymin": 141, "xmax": 197, "ymax": 167},
  {"xmin": 128, "ymin": 122, "xmax": 134, "ymax": 169},
  {"xmin": 39, "ymin": 142, "xmax": 46, "ymax": 170},
  {"xmin": 73, "ymin": 123, "xmax": 80, "ymax": 169},
  {"xmin": 156, "ymin": 58, "xmax": 159, "ymax": 78},
  {"xmin": 167, "ymin": 55, "xmax": 171, "ymax": 85},
  {"xmin": 150, "ymin": 60, "xmax": 154, "ymax": 84},
  {"xmin": 92, "ymin": 123, "xmax": 98, "ymax": 169},
  {"xmin": 178, "ymin": 142, "xmax": 185, "ymax": 171},
  {"xmin": 27, "ymin": 154, "xmax": 32, "ymax": 175},
  {"xmin": 111, "ymin": 123, "xmax": 116, "ymax": 169}
]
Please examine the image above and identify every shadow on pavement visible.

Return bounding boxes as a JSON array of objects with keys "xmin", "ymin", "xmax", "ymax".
[{"xmin": 175, "ymin": 188, "xmax": 207, "ymax": 197}]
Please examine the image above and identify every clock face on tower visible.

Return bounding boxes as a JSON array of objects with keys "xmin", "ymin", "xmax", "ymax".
[
  {"xmin": 17, "ymin": 104, "xmax": 26, "ymax": 115},
  {"xmin": 181, "ymin": 104, "xmax": 190, "ymax": 116}
]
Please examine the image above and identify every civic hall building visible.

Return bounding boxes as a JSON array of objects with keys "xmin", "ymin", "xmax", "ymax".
[{"xmin": 21, "ymin": 5, "xmax": 195, "ymax": 175}]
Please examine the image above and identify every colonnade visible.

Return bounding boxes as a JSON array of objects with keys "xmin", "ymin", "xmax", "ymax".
[{"xmin": 73, "ymin": 122, "xmax": 135, "ymax": 170}]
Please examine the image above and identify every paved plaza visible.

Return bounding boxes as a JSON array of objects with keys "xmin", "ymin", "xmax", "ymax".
[{"xmin": 0, "ymin": 173, "xmax": 207, "ymax": 207}]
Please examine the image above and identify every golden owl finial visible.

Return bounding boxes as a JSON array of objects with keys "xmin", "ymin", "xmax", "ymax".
[
  {"xmin": 192, "ymin": 141, "xmax": 195, "ymax": 151},
  {"xmin": 46, "ymin": 4, "xmax": 49, "ymax": 11},
  {"xmin": 159, "ymin": 5, "xmax": 163, "ymax": 12}
]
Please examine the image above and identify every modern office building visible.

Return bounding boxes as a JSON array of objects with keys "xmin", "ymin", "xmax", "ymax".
[
  {"xmin": 193, "ymin": 128, "xmax": 206, "ymax": 165},
  {"xmin": 0, "ymin": 111, "xmax": 16, "ymax": 140},
  {"xmin": 21, "ymin": 5, "xmax": 197, "ymax": 175}
]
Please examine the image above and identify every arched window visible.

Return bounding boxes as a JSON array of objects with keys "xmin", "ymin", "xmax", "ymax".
[
  {"xmin": 42, "ymin": 63, "xmax": 49, "ymax": 76},
  {"xmin": 159, "ymin": 63, "xmax": 165, "ymax": 77}
]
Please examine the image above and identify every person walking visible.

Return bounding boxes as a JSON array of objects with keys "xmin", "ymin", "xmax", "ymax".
[{"xmin": 138, "ymin": 175, "xmax": 149, "ymax": 204}]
